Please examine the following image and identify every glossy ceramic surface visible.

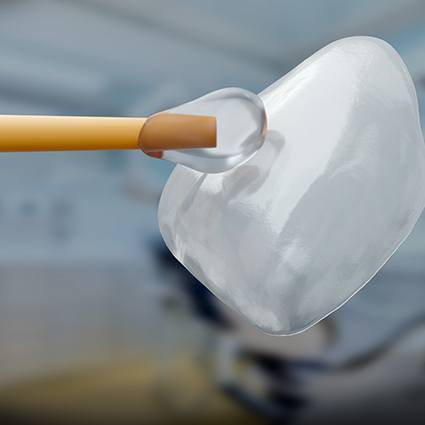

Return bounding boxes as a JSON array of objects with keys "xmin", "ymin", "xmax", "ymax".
[{"xmin": 158, "ymin": 37, "xmax": 425, "ymax": 335}]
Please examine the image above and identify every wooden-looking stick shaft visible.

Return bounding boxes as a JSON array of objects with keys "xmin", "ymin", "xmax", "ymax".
[
  {"xmin": 0, "ymin": 114, "xmax": 217, "ymax": 152},
  {"xmin": 0, "ymin": 115, "xmax": 146, "ymax": 151}
]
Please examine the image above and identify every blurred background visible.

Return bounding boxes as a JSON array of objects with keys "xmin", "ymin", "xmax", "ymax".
[{"xmin": 0, "ymin": 1, "xmax": 424, "ymax": 424}]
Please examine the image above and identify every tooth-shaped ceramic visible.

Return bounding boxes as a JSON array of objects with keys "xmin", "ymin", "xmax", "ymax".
[{"xmin": 158, "ymin": 37, "xmax": 425, "ymax": 335}]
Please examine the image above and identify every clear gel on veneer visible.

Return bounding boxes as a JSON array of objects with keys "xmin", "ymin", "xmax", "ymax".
[{"xmin": 151, "ymin": 88, "xmax": 267, "ymax": 173}]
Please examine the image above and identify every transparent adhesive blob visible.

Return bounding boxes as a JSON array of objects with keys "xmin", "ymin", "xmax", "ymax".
[
  {"xmin": 158, "ymin": 37, "xmax": 425, "ymax": 335},
  {"xmin": 161, "ymin": 88, "xmax": 267, "ymax": 173}
]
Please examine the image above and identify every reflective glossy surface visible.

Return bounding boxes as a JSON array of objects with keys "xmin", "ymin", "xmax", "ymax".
[
  {"xmin": 161, "ymin": 88, "xmax": 267, "ymax": 173},
  {"xmin": 158, "ymin": 37, "xmax": 425, "ymax": 335}
]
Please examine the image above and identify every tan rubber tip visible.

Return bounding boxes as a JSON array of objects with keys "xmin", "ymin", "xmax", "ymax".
[{"xmin": 139, "ymin": 113, "xmax": 217, "ymax": 152}]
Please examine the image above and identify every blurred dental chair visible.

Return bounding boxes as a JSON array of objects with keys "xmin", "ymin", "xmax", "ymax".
[{"xmin": 152, "ymin": 233, "xmax": 425, "ymax": 424}]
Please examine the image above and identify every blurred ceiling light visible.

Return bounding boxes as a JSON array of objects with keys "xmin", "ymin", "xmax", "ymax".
[{"xmin": 62, "ymin": 0, "xmax": 281, "ymax": 70}]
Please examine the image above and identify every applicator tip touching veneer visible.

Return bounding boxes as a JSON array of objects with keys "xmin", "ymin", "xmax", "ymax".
[{"xmin": 140, "ymin": 113, "xmax": 217, "ymax": 157}]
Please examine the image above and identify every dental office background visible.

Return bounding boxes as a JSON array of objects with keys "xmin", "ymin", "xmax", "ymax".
[{"xmin": 0, "ymin": 1, "xmax": 424, "ymax": 424}]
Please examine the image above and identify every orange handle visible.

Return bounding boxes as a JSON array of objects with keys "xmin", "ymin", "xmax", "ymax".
[
  {"xmin": 0, "ymin": 115, "xmax": 145, "ymax": 151},
  {"xmin": 0, "ymin": 114, "xmax": 216, "ymax": 152}
]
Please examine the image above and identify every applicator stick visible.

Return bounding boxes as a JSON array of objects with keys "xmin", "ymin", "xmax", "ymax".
[{"xmin": 0, "ymin": 114, "xmax": 216, "ymax": 152}]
